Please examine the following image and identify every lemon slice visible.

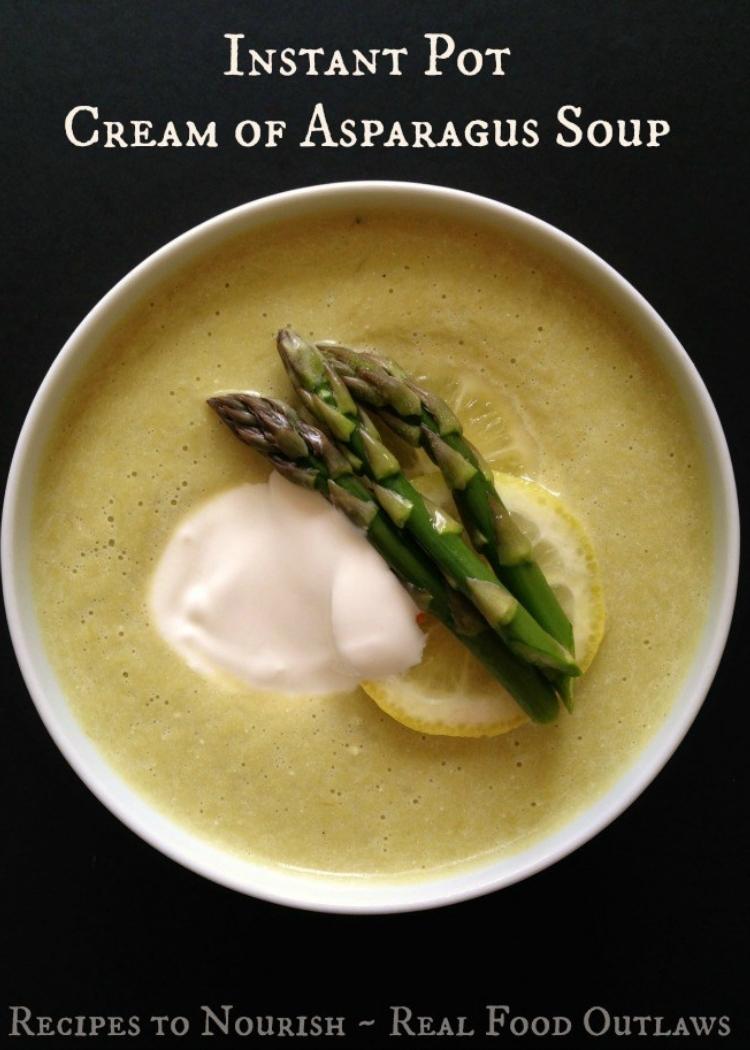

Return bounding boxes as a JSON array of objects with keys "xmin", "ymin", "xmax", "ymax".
[
  {"xmin": 361, "ymin": 472, "xmax": 605, "ymax": 737},
  {"xmin": 418, "ymin": 371, "xmax": 540, "ymax": 476}
]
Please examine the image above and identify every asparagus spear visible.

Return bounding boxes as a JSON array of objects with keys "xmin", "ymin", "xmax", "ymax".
[
  {"xmin": 277, "ymin": 329, "xmax": 580, "ymax": 679},
  {"xmin": 207, "ymin": 392, "xmax": 559, "ymax": 723},
  {"xmin": 319, "ymin": 341, "xmax": 577, "ymax": 709}
]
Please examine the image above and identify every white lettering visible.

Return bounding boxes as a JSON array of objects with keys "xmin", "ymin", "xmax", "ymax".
[
  {"xmin": 583, "ymin": 1006, "xmax": 610, "ymax": 1037},
  {"xmin": 235, "ymin": 120, "xmax": 261, "ymax": 147},
  {"xmin": 457, "ymin": 48, "xmax": 483, "ymax": 76},
  {"xmin": 151, "ymin": 1016, "xmax": 169, "ymax": 1037},
  {"xmin": 424, "ymin": 34, "xmax": 509, "ymax": 76},
  {"xmin": 588, "ymin": 118, "xmax": 613, "ymax": 147},
  {"xmin": 339, "ymin": 119, "xmax": 358, "ymax": 148},
  {"xmin": 412, "ymin": 121, "xmax": 437, "ymax": 147},
  {"xmin": 279, "ymin": 48, "xmax": 297, "ymax": 76},
  {"xmin": 299, "ymin": 48, "xmax": 325, "ymax": 75},
  {"xmin": 158, "ymin": 122, "xmax": 182, "ymax": 147},
  {"xmin": 486, "ymin": 47, "xmax": 511, "ymax": 75},
  {"xmin": 647, "ymin": 119, "xmax": 670, "ymax": 147},
  {"xmin": 9, "ymin": 1006, "xmax": 35, "ymax": 1037},
  {"xmin": 186, "ymin": 121, "xmax": 217, "ymax": 147},
  {"xmin": 424, "ymin": 32, "xmax": 455, "ymax": 75},
  {"xmin": 617, "ymin": 119, "xmax": 643, "ymax": 147},
  {"xmin": 223, "ymin": 34, "xmax": 244, "ymax": 76},
  {"xmin": 437, "ymin": 120, "xmax": 462, "ymax": 147},
  {"xmin": 104, "ymin": 122, "xmax": 128, "ymax": 148},
  {"xmin": 131, "ymin": 119, "xmax": 156, "ymax": 147},
  {"xmin": 324, "ymin": 50, "xmax": 349, "ymax": 76},
  {"xmin": 556, "ymin": 104, "xmax": 584, "ymax": 147},
  {"xmin": 361, "ymin": 119, "xmax": 385, "ymax": 147},
  {"xmin": 265, "ymin": 120, "xmax": 286, "ymax": 147},
  {"xmin": 247, "ymin": 49, "xmax": 276, "ymax": 76},
  {"xmin": 466, "ymin": 120, "xmax": 489, "ymax": 147},
  {"xmin": 391, "ymin": 1006, "xmax": 415, "ymax": 1036},
  {"xmin": 494, "ymin": 118, "xmax": 519, "ymax": 147},
  {"xmin": 201, "ymin": 1005, "xmax": 231, "ymax": 1037},
  {"xmin": 352, "ymin": 49, "xmax": 378, "ymax": 76},
  {"xmin": 65, "ymin": 105, "xmax": 99, "ymax": 147},
  {"xmin": 300, "ymin": 102, "xmax": 337, "ymax": 147},
  {"xmin": 382, "ymin": 47, "xmax": 408, "ymax": 75},
  {"xmin": 522, "ymin": 118, "xmax": 540, "ymax": 147},
  {"xmin": 384, "ymin": 121, "xmax": 409, "ymax": 147}
]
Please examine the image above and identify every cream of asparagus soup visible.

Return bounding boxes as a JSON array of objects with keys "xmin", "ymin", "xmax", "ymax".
[{"xmin": 31, "ymin": 208, "xmax": 713, "ymax": 878}]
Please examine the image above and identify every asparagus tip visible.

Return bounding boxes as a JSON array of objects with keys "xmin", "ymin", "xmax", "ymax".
[{"xmin": 277, "ymin": 327, "xmax": 327, "ymax": 391}]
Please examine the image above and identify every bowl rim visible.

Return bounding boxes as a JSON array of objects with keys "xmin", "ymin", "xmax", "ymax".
[{"xmin": 1, "ymin": 180, "xmax": 740, "ymax": 912}]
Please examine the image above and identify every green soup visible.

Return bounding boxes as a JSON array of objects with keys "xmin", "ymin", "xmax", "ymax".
[{"xmin": 31, "ymin": 209, "xmax": 713, "ymax": 879}]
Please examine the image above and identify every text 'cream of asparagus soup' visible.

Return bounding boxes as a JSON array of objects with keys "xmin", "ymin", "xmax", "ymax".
[{"xmin": 31, "ymin": 209, "xmax": 713, "ymax": 878}]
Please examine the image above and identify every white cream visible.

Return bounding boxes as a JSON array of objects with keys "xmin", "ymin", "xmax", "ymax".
[{"xmin": 149, "ymin": 473, "xmax": 425, "ymax": 694}]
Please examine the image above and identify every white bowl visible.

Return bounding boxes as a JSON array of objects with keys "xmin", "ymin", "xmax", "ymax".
[{"xmin": 2, "ymin": 182, "xmax": 739, "ymax": 912}]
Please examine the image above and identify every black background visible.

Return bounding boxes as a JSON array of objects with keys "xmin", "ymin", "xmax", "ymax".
[{"xmin": 1, "ymin": 2, "xmax": 748, "ymax": 1047}]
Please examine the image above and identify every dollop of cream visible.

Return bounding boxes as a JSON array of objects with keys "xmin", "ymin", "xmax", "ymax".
[{"xmin": 149, "ymin": 473, "xmax": 425, "ymax": 694}]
